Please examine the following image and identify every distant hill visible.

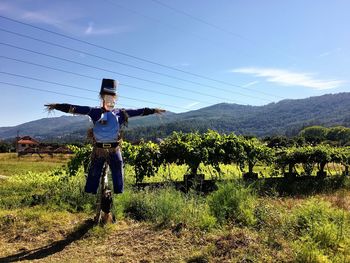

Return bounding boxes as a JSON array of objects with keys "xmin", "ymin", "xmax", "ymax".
[
  {"xmin": 1, "ymin": 92, "xmax": 350, "ymax": 142},
  {"xmin": 123, "ymin": 92, "xmax": 350, "ymax": 140},
  {"xmin": 0, "ymin": 115, "xmax": 91, "ymax": 142}
]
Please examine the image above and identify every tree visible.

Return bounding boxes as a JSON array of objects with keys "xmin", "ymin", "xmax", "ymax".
[
  {"xmin": 201, "ymin": 130, "xmax": 225, "ymax": 174},
  {"xmin": 159, "ymin": 131, "xmax": 206, "ymax": 177},
  {"xmin": 240, "ymin": 137, "xmax": 273, "ymax": 179},
  {"xmin": 299, "ymin": 126, "xmax": 328, "ymax": 145},
  {"xmin": 264, "ymin": 135, "xmax": 291, "ymax": 149},
  {"xmin": 0, "ymin": 141, "xmax": 11, "ymax": 153},
  {"xmin": 326, "ymin": 126, "xmax": 350, "ymax": 145},
  {"xmin": 133, "ymin": 141, "xmax": 161, "ymax": 183},
  {"xmin": 220, "ymin": 133, "xmax": 245, "ymax": 168},
  {"xmin": 340, "ymin": 147, "xmax": 350, "ymax": 176}
]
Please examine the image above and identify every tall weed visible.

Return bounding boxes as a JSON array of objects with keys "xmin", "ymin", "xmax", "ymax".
[
  {"xmin": 114, "ymin": 187, "xmax": 216, "ymax": 230},
  {"xmin": 208, "ymin": 181, "xmax": 257, "ymax": 226},
  {"xmin": 50, "ymin": 170, "xmax": 95, "ymax": 212},
  {"xmin": 292, "ymin": 198, "xmax": 347, "ymax": 243},
  {"xmin": 290, "ymin": 198, "xmax": 350, "ymax": 261},
  {"xmin": 294, "ymin": 237, "xmax": 330, "ymax": 263}
]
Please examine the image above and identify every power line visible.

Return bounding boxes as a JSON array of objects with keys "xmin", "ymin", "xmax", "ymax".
[
  {"xmin": 104, "ymin": 0, "xmax": 226, "ymax": 48},
  {"xmin": 0, "ymin": 55, "xmax": 213, "ymax": 105},
  {"xmin": 0, "ymin": 27, "xmax": 269, "ymax": 101},
  {"xmin": 0, "ymin": 71, "xmax": 189, "ymax": 110},
  {"xmin": 0, "ymin": 15, "xmax": 284, "ymax": 100},
  {"xmin": 104, "ymin": 1, "xmax": 284, "ymax": 99},
  {"xmin": 0, "ymin": 15, "xmax": 209, "ymax": 77},
  {"xmin": 150, "ymin": 0, "xmax": 253, "ymax": 43},
  {"xmin": 150, "ymin": 0, "xmax": 299, "ymax": 63},
  {"xmin": 0, "ymin": 55, "xmax": 100, "ymax": 80},
  {"xmin": 0, "ymin": 81, "xmax": 152, "ymax": 109},
  {"xmin": 0, "ymin": 42, "xmax": 246, "ymax": 104},
  {"xmin": 0, "ymin": 81, "xmax": 97, "ymax": 101},
  {"xmin": 122, "ymin": 83, "xmax": 212, "ymax": 105},
  {"xmin": 105, "ymin": 0, "xmax": 276, "ymax": 77}
]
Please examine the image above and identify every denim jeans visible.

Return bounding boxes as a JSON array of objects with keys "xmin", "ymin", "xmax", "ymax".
[{"xmin": 85, "ymin": 148, "xmax": 123, "ymax": 194}]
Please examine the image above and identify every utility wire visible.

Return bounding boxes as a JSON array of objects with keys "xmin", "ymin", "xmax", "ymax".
[
  {"xmin": 0, "ymin": 81, "xmax": 96, "ymax": 102},
  {"xmin": 0, "ymin": 42, "xmax": 245, "ymax": 104},
  {"xmin": 0, "ymin": 27, "xmax": 268, "ymax": 101},
  {"xmin": 0, "ymin": 55, "xmax": 99, "ymax": 80},
  {"xmin": 0, "ymin": 71, "xmax": 189, "ymax": 110},
  {"xmin": 149, "ymin": 0, "xmax": 298, "ymax": 63},
  {"xmin": 105, "ymin": 1, "xmax": 285, "ymax": 99},
  {"xmin": 105, "ymin": 0, "xmax": 277, "ymax": 79},
  {"xmin": 150, "ymin": 0, "xmax": 252, "ymax": 43},
  {"xmin": 0, "ymin": 15, "xmax": 284, "ymax": 99},
  {"xmin": 104, "ymin": 0, "xmax": 226, "ymax": 48},
  {"xmin": 0, "ymin": 55, "xmax": 212, "ymax": 105},
  {"xmin": 0, "ymin": 81, "xmax": 150, "ymax": 109}
]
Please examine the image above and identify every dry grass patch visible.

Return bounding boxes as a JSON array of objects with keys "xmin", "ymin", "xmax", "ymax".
[{"xmin": 319, "ymin": 189, "xmax": 350, "ymax": 211}]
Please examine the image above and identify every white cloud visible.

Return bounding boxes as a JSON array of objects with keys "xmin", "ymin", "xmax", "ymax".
[
  {"xmin": 84, "ymin": 22, "xmax": 129, "ymax": 36},
  {"xmin": 185, "ymin": 102, "xmax": 200, "ymax": 109},
  {"xmin": 242, "ymin": 81, "xmax": 259, "ymax": 87},
  {"xmin": 22, "ymin": 11, "xmax": 66, "ymax": 27},
  {"xmin": 85, "ymin": 23, "xmax": 94, "ymax": 35},
  {"xmin": 5, "ymin": 4, "xmax": 86, "ymax": 34},
  {"xmin": 2, "ymin": 2, "xmax": 128, "ymax": 36},
  {"xmin": 232, "ymin": 67, "xmax": 345, "ymax": 90},
  {"xmin": 319, "ymin": 51, "xmax": 332, "ymax": 58},
  {"xmin": 318, "ymin": 48, "xmax": 341, "ymax": 58}
]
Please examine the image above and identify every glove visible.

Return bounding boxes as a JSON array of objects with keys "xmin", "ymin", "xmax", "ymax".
[
  {"xmin": 154, "ymin": 108, "xmax": 166, "ymax": 114},
  {"xmin": 143, "ymin": 108, "xmax": 166, "ymax": 115},
  {"xmin": 44, "ymin": 103, "xmax": 71, "ymax": 113},
  {"xmin": 45, "ymin": 103, "xmax": 57, "ymax": 111}
]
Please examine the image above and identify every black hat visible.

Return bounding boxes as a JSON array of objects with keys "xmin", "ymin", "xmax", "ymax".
[{"xmin": 100, "ymin": 79, "xmax": 117, "ymax": 96}]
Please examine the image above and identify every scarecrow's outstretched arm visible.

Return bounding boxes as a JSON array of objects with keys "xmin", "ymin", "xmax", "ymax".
[
  {"xmin": 45, "ymin": 103, "xmax": 92, "ymax": 115},
  {"xmin": 125, "ymin": 108, "xmax": 165, "ymax": 117},
  {"xmin": 119, "ymin": 108, "xmax": 165, "ymax": 126}
]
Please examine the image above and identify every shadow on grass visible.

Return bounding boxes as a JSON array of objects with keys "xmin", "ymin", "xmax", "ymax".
[
  {"xmin": 0, "ymin": 218, "xmax": 94, "ymax": 262},
  {"xmin": 253, "ymin": 175, "xmax": 349, "ymax": 196}
]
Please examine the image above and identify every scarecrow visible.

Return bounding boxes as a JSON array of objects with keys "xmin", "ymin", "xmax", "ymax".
[{"xmin": 45, "ymin": 79, "xmax": 164, "ymax": 195}]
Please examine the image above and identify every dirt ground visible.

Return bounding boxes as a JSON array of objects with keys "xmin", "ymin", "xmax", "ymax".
[
  {"xmin": 0, "ymin": 215, "xmax": 212, "ymax": 263},
  {"xmin": 0, "ymin": 213, "xmax": 290, "ymax": 263}
]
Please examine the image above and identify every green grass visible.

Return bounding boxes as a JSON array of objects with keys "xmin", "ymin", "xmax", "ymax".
[
  {"xmin": 1, "ymin": 153, "xmax": 346, "ymax": 181},
  {"xmin": 115, "ymin": 187, "xmax": 216, "ymax": 230},
  {"xmin": 1, "ymin": 152, "xmax": 350, "ymax": 262},
  {"xmin": 290, "ymin": 198, "xmax": 350, "ymax": 262},
  {"xmin": 208, "ymin": 181, "xmax": 257, "ymax": 226},
  {"xmin": 0, "ymin": 153, "xmax": 69, "ymax": 176}
]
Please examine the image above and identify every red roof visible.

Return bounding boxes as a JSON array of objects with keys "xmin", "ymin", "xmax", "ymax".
[{"xmin": 17, "ymin": 139, "xmax": 39, "ymax": 145}]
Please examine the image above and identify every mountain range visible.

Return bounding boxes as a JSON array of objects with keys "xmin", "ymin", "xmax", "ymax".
[{"xmin": 1, "ymin": 92, "xmax": 350, "ymax": 142}]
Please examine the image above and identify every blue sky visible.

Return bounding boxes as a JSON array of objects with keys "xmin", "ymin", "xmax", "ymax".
[{"xmin": 0, "ymin": 0, "xmax": 349, "ymax": 126}]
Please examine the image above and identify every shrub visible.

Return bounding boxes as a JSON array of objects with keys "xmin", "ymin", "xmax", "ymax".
[
  {"xmin": 50, "ymin": 171, "xmax": 95, "ymax": 212},
  {"xmin": 151, "ymin": 188, "xmax": 186, "ymax": 226},
  {"xmin": 115, "ymin": 187, "xmax": 216, "ymax": 230},
  {"xmin": 208, "ymin": 181, "xmax": 257, "ymax": 226},
  {"xmin": 182, "ymin": 191, "xmax": 216, "ymax": 231},
  {"xmin": 115, "ymin": 188, "xmax": 181, "ymax": 224}
]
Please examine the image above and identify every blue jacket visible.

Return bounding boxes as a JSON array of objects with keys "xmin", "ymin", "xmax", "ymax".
[{"xmin": 53, "ymin": 104, "xmax": 155, "ymax": 143}]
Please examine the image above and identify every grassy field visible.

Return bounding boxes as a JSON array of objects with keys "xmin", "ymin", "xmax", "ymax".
[
  {"xmin": 0, "ymin": 153, "xmax": 350, "ymax": 262},
  {"xmin": 0, "ymin": 153, "xmax": 70, "ymax": 177}
]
